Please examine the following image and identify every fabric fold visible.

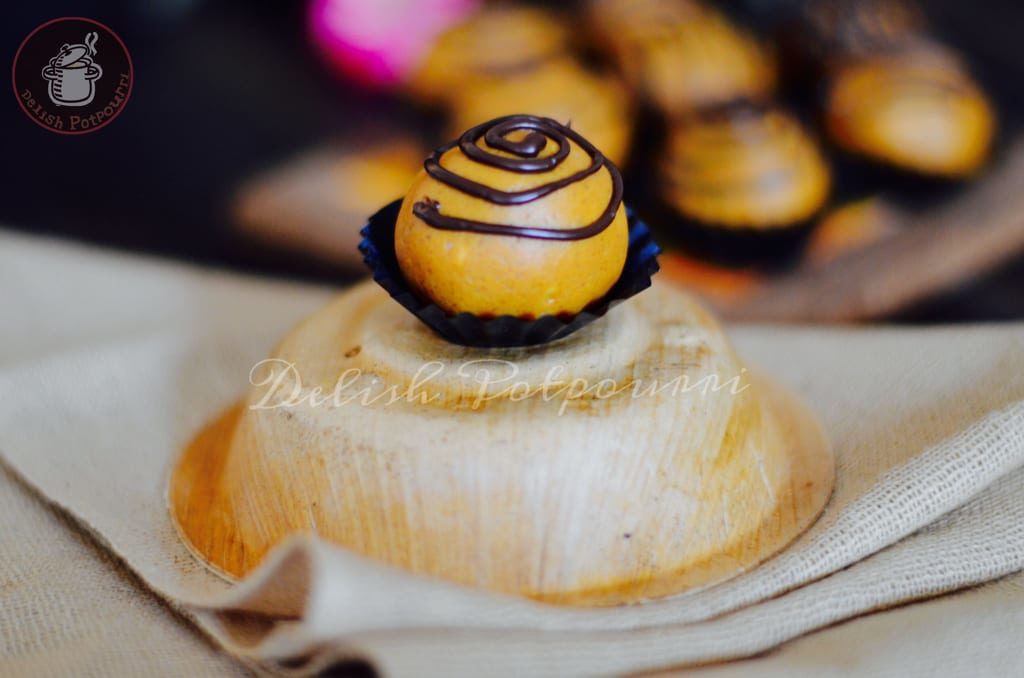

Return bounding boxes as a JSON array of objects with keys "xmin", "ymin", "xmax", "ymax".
[{"xmin": 2, "ymin": 230, "xmax": 1024, "ymax": 676}]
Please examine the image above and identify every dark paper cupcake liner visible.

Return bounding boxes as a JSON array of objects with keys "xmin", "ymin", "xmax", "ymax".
[
  {"xmin": 358, "ymin": 199, "xmax": 661, "ymax": 348},
  {"xmin": 650, "ymin": 201, "xmax": 822, "ymax": 271}
]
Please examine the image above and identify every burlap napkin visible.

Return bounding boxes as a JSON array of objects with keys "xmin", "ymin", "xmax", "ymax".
[{"xmin": 2, "ymin": 230, "xmax": 1023, "ymax": 677}]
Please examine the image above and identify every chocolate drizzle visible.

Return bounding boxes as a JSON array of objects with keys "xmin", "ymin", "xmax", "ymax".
[{"xmin": 413, "ymin": 115, "xmax": 624, "ymax": 241}]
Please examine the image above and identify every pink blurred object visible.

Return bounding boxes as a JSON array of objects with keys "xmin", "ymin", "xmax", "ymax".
[{"xmin": 309, "ymin": 0, "xmax": 479, "ymax": 88}]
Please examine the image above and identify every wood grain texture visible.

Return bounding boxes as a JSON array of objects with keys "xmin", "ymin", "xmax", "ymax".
[{"xmin": 169, "ymin": 281, "xmax": 833, "ymax": 606}]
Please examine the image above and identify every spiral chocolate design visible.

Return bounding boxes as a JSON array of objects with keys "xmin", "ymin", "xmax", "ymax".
[{"xmin": 412, "ymin": 115, "xmax": 624, "ymax": 241}]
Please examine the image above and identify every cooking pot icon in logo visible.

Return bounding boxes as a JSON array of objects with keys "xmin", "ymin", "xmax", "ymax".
[{"xmin": 41, "ymin": 31, "xmax": 103, "ymax": 107}]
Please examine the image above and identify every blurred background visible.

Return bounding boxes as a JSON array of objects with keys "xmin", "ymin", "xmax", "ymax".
[{"xmin": 4, "ymin": 0, "xmax": 1024, "ymax": 323}]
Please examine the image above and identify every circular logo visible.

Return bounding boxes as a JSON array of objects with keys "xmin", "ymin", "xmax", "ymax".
[{"xmin": 12, "ymin": 17, "xmax": 133, "ymax": 134}]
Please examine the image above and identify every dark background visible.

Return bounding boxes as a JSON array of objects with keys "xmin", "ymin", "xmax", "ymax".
[{"xmin": 2, "ymin": 0, "xmax": 1024, "ymax": 322}]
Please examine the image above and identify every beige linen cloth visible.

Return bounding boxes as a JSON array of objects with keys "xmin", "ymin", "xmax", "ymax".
[{"xmin": 2, "ymin": 229, "xmax": 1024, "ymax": 677}]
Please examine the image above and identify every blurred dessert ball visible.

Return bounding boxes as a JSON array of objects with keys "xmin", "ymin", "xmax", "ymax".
[
  {"xmin": 825, "ymin": 48, "xmax": 995, "ymax": 178},
  {"xmin": 446, "ymin": 57, "xmax": 633, "ymax": 167},
  {"xmin": 657, "ymin": 102, "xmax": 831, "ymax": 264},
  {"xmin": 407, "ymin": 4, "xmax": 572, "ymax": 106},
  {"xmin": 585, "ymin": 0, "xmax": 775, "ymax": 115},
  {"xmin": 799, "ymin": 0, "xmax": 996, "ymax": 177}
]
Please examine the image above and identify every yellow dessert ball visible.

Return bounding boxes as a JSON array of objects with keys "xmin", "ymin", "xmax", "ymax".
[{"xmin": 395, "ymin": 116, "xmax": 629, "ymax": 318}]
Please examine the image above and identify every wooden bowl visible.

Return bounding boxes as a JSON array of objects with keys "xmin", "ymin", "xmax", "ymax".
[{"xmin": 169, "ymin": 280, "xmax": 833, "ymax": 606}]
